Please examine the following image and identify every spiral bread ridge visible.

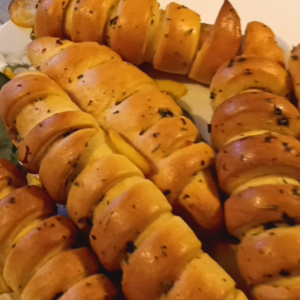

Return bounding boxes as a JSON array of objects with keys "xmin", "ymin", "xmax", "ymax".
[
  {"xmin": 10, "ymin": 0, "xmax": 242, "ymax": 84},
  {"xmin": 24, "ymin": 36, "xmax": 223, "ymax": 232},
  {"xmin": 0, "ymin": 158, "xmax": 117, "ymax": 300},
  {"xmin": 0, "ymin": 72, "xmax": 247, "ymax": 300},
  {"xmin": 211, "ymin": 22, "xmax": 300, "ymax": 300}
]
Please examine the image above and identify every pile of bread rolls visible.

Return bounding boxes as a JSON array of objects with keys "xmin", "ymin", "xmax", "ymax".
[
  {"xmin": 0, "ymin": 72, "xmax": 247, "ymax": 300},
  {"xmin": 211, "ymin": 22, "xmax": 300, "ymax": 300},
  {"xmin": 0, "ymin": 158, "xmax": 117, "ymax": 300},
  {"xmin": 4, "ymin": 0, "xmax": 300, "ymax": 298},
  {"xmin": 10, "ymin": 0, "xmax": 242, "ymax": 84},
  {"xmin": 22, "ymin": 36, "xmax": 223, "ymax": 233}
]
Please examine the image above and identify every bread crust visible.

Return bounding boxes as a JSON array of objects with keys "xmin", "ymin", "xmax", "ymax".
[
  {"xmin": 71, "ymin": 0, "xmax": 116, "ymax": 43},
  {"xmin": 153, "ymin": 2, "xmax": 201, "ymax": 74},
  {"xmin": 28, "ymin": 0, "xmax": 243, "ymax": 84},
  {"xmin": 18, "ymin": 111, "xmax": 97, "ymax": 173},
  {"xmin": 189, "ymin": 0, "xmax": 242, "ymax": 84},
  {"xmin": 68, "ymin": 154, "xmax": 143, "ymax": 230},
  {"xmin": 217, "ymin": 133, "xmax": 300, "ymax": 194},
  {"xmin": 0, "ymin": 159, "xmax": 27, "ymax": 191},
  {"xmin": 210, "ymin": 55, "xmax": 291, "ymax": 109},
  {"xmin": 59, "ymin": 274, "xmax": 117, "ymax": 300},
  {"xmin": 21, "ymin": 248, "xmax": 99, "ymax": 300},
  {"xmin": 122, "ymin": 216, "xmax": 201, "ymax": 300},
  {"xmin": 90, "ymin": 179, "xmax": 171, "ymax": 271},
  {"xmin": 109, "ymin": 0, "xmax": 154, "ymax": 65},
  {"xmin": 226, "ymin": 184, "xmax": 300, "ymax": 238},
  {"xmin": 3, "ymin": 216, "xmax": 78, "ymax": 294},
  {"xmin": 243, "ymin": 21, "xmax": 285, "ymax": 67},
  {"xmin": 35, "ymin": 0, "xmax": 70, "ymax": 38}
]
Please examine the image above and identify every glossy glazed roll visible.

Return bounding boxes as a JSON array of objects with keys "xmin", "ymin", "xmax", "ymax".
[
  {"xmin": 10, "ymin": 0, "xmax": 242, "ymax": 84},
  {"xmin": 24, "ymin": 37, "xmax": 223, "ymax": 232},
  {"xmin": 0, "ymin": 72, "xmax": 247, "ymax": 300},
  {"xmin": 211, "ymin": 24, "xmax": 300, "ymax": 300},
  {"xmin": 0, "ymin": 158, "xmax": 117, "ymax": 300}
]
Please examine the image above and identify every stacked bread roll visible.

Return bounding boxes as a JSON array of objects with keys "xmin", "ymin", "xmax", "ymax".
[
  {"xmin": 0, "ymin": 158, "xmax": 117, "ymax": 300},
  {"xmin": 211, "ymin": 22, "xmax": 300, "ymax": 300},
  {"xmin": 10, "ymin": 0, "xmax": 242, "ymax": 84},
  {"xmin": 23, "ymin": 37, "xmax": 223, "ymax": 233},
  {"xmin": 0, "ymin": 72, "xmax": 247, "ymax": 300}
]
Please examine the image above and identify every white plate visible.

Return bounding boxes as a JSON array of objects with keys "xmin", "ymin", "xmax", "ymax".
[{"xmin": 1, "ymin": 0, "xmax": 300, "ymax": 144}]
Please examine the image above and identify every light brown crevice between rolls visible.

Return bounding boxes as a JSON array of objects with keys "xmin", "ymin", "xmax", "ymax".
[
  {"xmin": 0, "ymin": 158, "xmax": 117, "ymax": 300},
  {"xmin": 211, "ymin": 24, "xmax": 300, "ymax": 300},
  {"xmin": 0, "ymin": 72, "xmax": 248, "ymax": 300}
]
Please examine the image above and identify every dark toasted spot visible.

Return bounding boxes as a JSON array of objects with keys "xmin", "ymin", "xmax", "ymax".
[
  {"xmin": 9, "ymin": 197, "xmax": 16, "ymax": 204},
  {"xmin": 125, "ymin": 241, "xmax": 136, "ymax": 254},
  {"xmin": 210, "ymin": 92, "xmax": 216, "ymax": 100},
  {"xmin": 163, "ymin": 190, "xmax": 171, "ymax": 196},
  {"xmin": 227, "ymin": 59, "xmax": 234, "ymax": 68},
  {"xmin": 207, "ymin": 124, "xmax": 212, "ymax": 133},
  {"xmin": 280, "ymin": 270, "xmax": 291, "ymax": 277},
  {"xmin": 110, "ymin": 16, "xmax": 118, "ymax": 26},
  {"xmin": 158, "ymin": 108, "xmax": 174, "ymax": 118},
  {"xmin": 282, "ymin": 212, "xmax": 296, "ymax": 226},
  {"xmin": 161, "ymin": 245, "xmax": 168, "ymax": 257},
  {"xmin": 277, "ymin": 117, "xmax": 290, "ymax": 127},
  {"xmin": 274, "ymin": 106, "xmax": 283, "ymax": 115},
  {"xmin": 52, "ymin": 292, "xmax": 64, "ymax": 300}
]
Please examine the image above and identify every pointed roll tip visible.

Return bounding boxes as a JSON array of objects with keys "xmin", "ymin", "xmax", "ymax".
[{"xmin": 27, "ymin": 37, "xmax": 74, "ymax": 69}]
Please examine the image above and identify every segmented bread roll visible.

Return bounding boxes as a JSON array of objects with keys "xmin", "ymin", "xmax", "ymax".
[
  {"xmin": 0, "ymin": 159, "xmax": 117, "ymax": 300},
  {"xmin": 10, "ymin": 0, "xmax": 242, "ymax": 84},
  {"xmin": 24, "ymin": 37, "xmax": 223, "ymax": 232},
  {"xmin": 210, "ymin": 28, "xmax": 300, "ymax": 299},
  {"xmin": 243, "ymin": 21, "xmax": 285, "ymax": 67},
  {"xmin": 0, "ymin": 72, "xmax": 248, "ymax": 300}
]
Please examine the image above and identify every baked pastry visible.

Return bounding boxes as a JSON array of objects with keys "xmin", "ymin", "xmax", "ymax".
[
  {"xmin": 0, "ymin": 158, "xmax": 117, "ymax": 300},
  {"xmin": 0, "ymin": 72, "xmax": 248, "ymax": 300},
  {"xmin": 9, "ymin": 0, "xmax": 242, "ymax": 84},
  {"xmin": 25, "ymin": 37, "xmax": 223, "ymax": 233},
  {"xmin": 243, "ymin": 21, "xmax": 286, "ymax": 67},
  {"xmin": 211, "ymin": 23, "xmax": 300, "ymax": 300},
  {"xmin": 289, "ymin": 44, "xmax": 300, "ymax": 108}
]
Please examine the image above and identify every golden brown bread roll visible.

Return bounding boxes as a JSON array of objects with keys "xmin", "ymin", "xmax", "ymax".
[
  {"xmin": 210, "ymin": 55, "xmax": 291, "ymax": 109},
  {"xmin": 10, "ymin": 0, "xmax": 242, "ymax": 84},
  {"xmin": 210, "ymin": 24, "xmax": 300, "ymax": 299},
  {"xmin": 217, "ymin": 133, "xmax": 300, "ymax": 195},
  {"xmin": 243, "ymin": 21, "xmax": 285, "ymax": 67},
  {"xmin": 0, "ymin": 73, "xmax": 247, "ymax": 300},
  {"xmin": 0, "ymin": 159, "xmax": 26, "ymax": 200},
  {"xmin": 59, "ymin": 275, "xmax": 117, "ymax": 300},
  {"xmin": 225, "ymin": 184, "xmax": 300, "ymax": 239},
  {"xmin": 189, "ymin": 0, "xmax": 242, "ymax": 84},
  {"xmin": 211, "ymin": 92, "xmax": 300, "ymax": 151},
  {"xmin": 0, "ymin": 159, "xmax": 117, "ymax": 300},
  {"xmin": 152, "ymin": 2, "xmax": 201, "ymax": 74},
  {"xmin": 25, "ymin": 37, "xmax": 223, "ymax": 232}
]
